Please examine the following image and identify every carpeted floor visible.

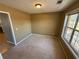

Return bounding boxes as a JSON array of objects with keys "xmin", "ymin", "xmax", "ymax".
[{"xmin": 3, "ymin": 34, "xmax": 66, "ymax": 59}]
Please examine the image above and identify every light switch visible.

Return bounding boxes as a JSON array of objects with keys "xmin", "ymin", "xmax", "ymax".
[{"xmin": 16, "ymin": 28, "xmax": 18, "ymax": 31}]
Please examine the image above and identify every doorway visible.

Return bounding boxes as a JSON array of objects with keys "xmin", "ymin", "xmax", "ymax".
[{"xmin": 0, "ymin": 11, "xmax": 16, "ymax": 53}]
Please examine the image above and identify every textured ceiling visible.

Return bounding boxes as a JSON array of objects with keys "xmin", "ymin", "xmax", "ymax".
[{"xmin": 0, "ymin": 0, "xmax": 77, "ymax": 14}]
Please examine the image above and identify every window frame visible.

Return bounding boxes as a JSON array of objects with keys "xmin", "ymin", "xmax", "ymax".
[
  {"xmin": 63, "ymin": 13, "xmax": 79, "ymax": 43},
  {"xmin": 61, "ymin": 12, "xmax": 79, "ymax": 59}
]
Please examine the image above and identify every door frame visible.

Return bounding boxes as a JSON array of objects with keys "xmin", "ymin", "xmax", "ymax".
[{"xmin": 0, "ymin": 11, "xmax": 16, "ymax": 45}]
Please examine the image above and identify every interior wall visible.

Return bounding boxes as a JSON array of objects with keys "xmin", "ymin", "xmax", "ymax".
[
  {"xmin": 31, "ymin": 12, "xmax": 65, "ymax": 36},
  {"xmin": 65, "ymin": 1, "xmax": 79, "ymax": 12},
  {"xmin": 0, "ymin": 4, "xmax": 31, "ymax": 43}
]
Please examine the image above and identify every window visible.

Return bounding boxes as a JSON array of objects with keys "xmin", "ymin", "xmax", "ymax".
[
  {"xmin": 64, "ymin": 28, "xmax": 73, "ymax": 42},
  {"xmin": 67, "ymin": 14, "xmax": 77, "ymax": 28},
  {"xmin": 62, "ymin": 13, "xmax": 79, "ymax": 56},
  {"xmin": 71, "ymin": 31, "xmax": 79, "ymax": 53}
]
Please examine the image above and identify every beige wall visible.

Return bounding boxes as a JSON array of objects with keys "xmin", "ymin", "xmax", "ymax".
[
  {"xmin": 0, "ymin": 4, "xmax": 31, "ymax": 43},
  {"xmin": 31, "ymin": 12, "xmax": 65, "ymax": 36},
  {"xmin": 65, "ymin": 1, "xmax": 79, "ymax": 12}
]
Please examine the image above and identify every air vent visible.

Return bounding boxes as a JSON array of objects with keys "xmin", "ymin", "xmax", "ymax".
[{"xmin": 57, "ymin": 0, "xmax": 63, "ymax": 4}]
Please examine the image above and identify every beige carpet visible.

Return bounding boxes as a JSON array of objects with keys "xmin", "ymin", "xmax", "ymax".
[{"xmin": 3, "ymin": 34, "xmax": 66, "ymax": 59}]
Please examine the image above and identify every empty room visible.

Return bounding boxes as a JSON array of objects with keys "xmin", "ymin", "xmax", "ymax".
[{"xmin": 0, "ymin": 0, "xmax": 79, "ymax": 59}]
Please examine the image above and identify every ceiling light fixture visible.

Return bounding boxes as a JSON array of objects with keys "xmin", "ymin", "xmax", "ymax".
[{"xmin": 35, "ymin": 3, "xmax": 42, "ymax": 8}]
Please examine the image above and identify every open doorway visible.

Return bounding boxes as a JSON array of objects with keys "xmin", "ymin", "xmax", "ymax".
[{"xmin": 0, "ymin": 11, "xmax": 16, "ymax": 54}]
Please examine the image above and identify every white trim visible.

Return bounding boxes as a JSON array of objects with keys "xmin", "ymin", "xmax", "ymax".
[
  {"xmin": 61, "ymin": 36, "xmax": 78, "ymax": 59},
  {"xmin": 57, "ymin": 37, "xmax": 68, "ymax": 59},
  {"xmin": 7, "ymin": 12, "xmax": 16, "ymax": 45},
  {"xmin": 7, "ymin": 41, "xmax": 15, "ymax": 45},
  {"xmin": 0, "ymin": 53, "xmax": 3, "ymax": 59},
  {"xmin": 16, "ymin": 33, "xmax": 32, "ymax": 45},
  {"xmin": 0, "ymin": 11, "xmax": 16, "ymax": 45},
  {"xmin": 61, "ymin": 14, "xmax": 68, "ymax": 37},
  {"xmin": 61, "ymin": 14, "xmax": 79, "ymax": 59}
]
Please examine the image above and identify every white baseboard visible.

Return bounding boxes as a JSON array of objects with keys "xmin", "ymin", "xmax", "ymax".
[
  {"xmin": 7, "ymin": 41, "xmax": 15, "ymax": 45},
  {"xmin": 16, "ymin": 33, "xmax": 32, "ymax": 45},
  {"xmin": 32, "ymin": 33, "xmax": 53, "ymax": 36},
  {"xmin": 0, "ymin": 54, "xmax": 3, "ymax": 59}
]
